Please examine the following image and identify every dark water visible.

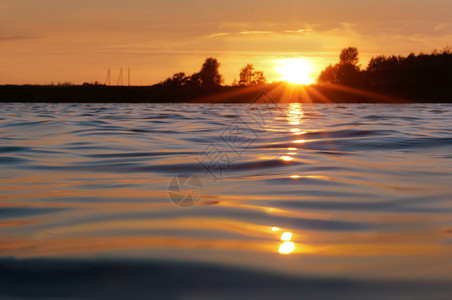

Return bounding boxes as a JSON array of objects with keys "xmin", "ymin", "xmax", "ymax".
[{"xmin": 1, "ymin": 103, "xmax": 452, "ymax": 299}]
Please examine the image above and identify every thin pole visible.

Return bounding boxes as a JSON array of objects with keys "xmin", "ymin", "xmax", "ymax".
[
  {"xmin": 105, "ymin": 68, "xmax": 110, "ymax": 86},
  {"xmin": 117, "ymin": 68, "xmax": 123, "ymax": 86}
]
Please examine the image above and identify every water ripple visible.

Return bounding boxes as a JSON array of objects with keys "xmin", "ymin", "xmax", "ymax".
[{"xmin": 1, "ymin": 103, "xmax": 452, "ymax": 282}]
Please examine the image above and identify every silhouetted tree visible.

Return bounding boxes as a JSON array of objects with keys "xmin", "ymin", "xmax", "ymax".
[
  {"xmin": 336, "ymin": 63, "xmax": 362, "ymax": 86},
  {"xmin": 318, "ymin": 64, "xmax": 338, "ymax": 84},
  {"xmin": 197, "ymin": 57, "xmax": 224, "ymax": 88},
  {"xmin": 254, "ymin": 71, "xmax": 266, "ymax": 85},
  {"xmin": 160, "ymin": 58, "xmax": 223, "ymax": 89},
  {"xmin": 161, "ymin": 72, "xmax": 189, "ymax": 87},
  {"xmin": 366, "ymin": 55, "xmax": 404, "ymax": 89},
  {"xmin": 239, "ymin": 64, "xmax": 266, "ymax": 86},
  {"xmin": 82, "ymin": 81, "xmax": 104, "ymax": 86},
  {"xmin": 339, "ymin": 47, "xmax": 359, "ymax": 66},
  {"xmin": 318, "ymin": 47, "xmax": 362, "ymax": 86},
  {"xmin": 188, "ymin": 72, "xmax": 202, "ymax": 87},
  {"xmin": 318, "ymin": 46, "xmax": 452, "ymax": 101},
  {"xmin": 364, "ymin": 48, "xmax": 452, "ymax": 99}
]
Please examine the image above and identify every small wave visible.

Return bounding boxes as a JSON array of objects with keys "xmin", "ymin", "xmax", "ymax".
[
  {"xmin": 0, "ymin": 146, "xmax": 30, "ymax": 153},
  {"xmin": 82, "ymin": 151, "xmax": 194, "ymax": 159},
  {"xmin": 0, "ymin": 207, "xmax": 67, "ymax": 220},
  {"xmin": 257, "ymin": 136, "xmax": 452, "ymax": 152},
  {"xmin": 0, "ymin": 156, "xmax": 30, "ymax": 164}
]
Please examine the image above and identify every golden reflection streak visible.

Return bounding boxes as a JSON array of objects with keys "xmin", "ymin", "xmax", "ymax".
[
  {"xmin": 0, "ymin": 196, "xmax": 343, "ymax": 224},
  {"xmin": 1, "ymin": 236, "xmax": 450, "ymax": 259},
  {"xmin": 282, "ymin": 103, "xmax": 304, "ymax": 165},
  {"xmin": 0, "ymin": 220, "xmax": 36, "ymax": 228},
  {"xmin": 280, "ymin": 156, "xmax": 294, "ymax": 161},
  {"xmin": 287, "ymin": 103, "xmax": 303, "ymax": 125},
  {"xmin": 289, "ymin": 175, "xmax": 338, "ymax": 182},
  {"xmin": 294, "ymin": 139, "xmax": 306, "ymax": 144},
  {"xmin": 0, "ymin": 224, "xmax": 308, "ymax": 258},
  {"xmin": 0, "ymin": 236, "xmax": 277, "ymax": 258},
  {"xmin": 34, "ymin": 218, "xmax": 279, "ymax": 240},
  {"xmin": 218, "ymin": 201, "xmax": 330, "ymax": 221},
  {"xmin": 276, "ymin": 103, "xmax": 306, "ymax": 254}
]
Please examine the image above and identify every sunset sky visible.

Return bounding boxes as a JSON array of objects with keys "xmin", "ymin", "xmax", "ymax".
[{"xmin": 1, "ymin": 0, "xmax": 451, "ymax": 85}]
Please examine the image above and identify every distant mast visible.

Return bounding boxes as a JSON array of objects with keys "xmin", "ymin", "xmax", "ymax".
[
  {"xmin": 128, "ymin": 68, "xmax": 131, "ymax": 87},
  {"xmin": 105, "ymin": 68, "xmax": 111, "ymax": 86},
  {"xmin": 117, "ymin": 68, "xmax": 123, "ymax": 86},
  {"xmin": 105, "ymin": 67, "xmax": 130, "ymax": 86}
]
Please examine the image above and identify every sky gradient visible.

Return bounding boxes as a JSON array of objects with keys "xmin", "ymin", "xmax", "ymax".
[{"xmin": 1, "ymin": 0, "xmax": 451, "ymax": 85}]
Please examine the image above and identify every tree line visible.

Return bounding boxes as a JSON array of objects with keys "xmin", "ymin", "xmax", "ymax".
[
  {"xmin": 160, "ymin": 58, "xmax": 267, "ymax": 89},
  {"xmin": 318, "ymin": 46, "xmax": 452, "ymax": 100},
  {"xmin": 160, "ymin": 46, "xmax": 451, "ymax": 100}
]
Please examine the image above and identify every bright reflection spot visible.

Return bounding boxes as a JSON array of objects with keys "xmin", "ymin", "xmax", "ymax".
[
  {"xmin": 277, "ymin": 231, "xmax": 295, "ymax": 254},
  {"xmin": 281, "ymin": 232, "xmax": 293, "ymax": 241},
  {"xmin": 287, "ymin": 104, "xmax": 303, "ymax": 126},
  {"xmin": 294, "ymin": 131, "xmax": 306, "ymax": 135},
  {"xmin": 290, "ymin": 175, "xmax": 300, "ymax": 179},
  {"xmin": 289, "ymin": 103, "xmax": 303, "ymax": 114},
  {"xmin": 265, "ymin": 207, "xmax": 276, "ymax": 213},
  {"xmin": 279, "ymin": 242, "xmax": 295, "ymax": 254},
  {"xmin": 288, "ymin": 147, "xmax": 297, "ymax": 151},
  {"xmin": 291, "ymin": 128, "xmax": 300, "ymax": 133},
  {"xmin": 280, "ymin": 156, "xmax": 293, "ymax": 161},
  {"xmin": 294, "ymin": 140, "xmax": 306, "ymax": 144},
  {"xmin": 276, "ymin": 59, "xmax": 315, "ymax": 85},
  {"xmin": 288, "ymin": 152, "xmax": 297, "ymax": 155},
  {"xmin": 272, "ymin": 227, "xmax": 280, "ymax": 232}
]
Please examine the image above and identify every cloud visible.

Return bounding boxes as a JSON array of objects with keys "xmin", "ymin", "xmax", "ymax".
[
  {"xmin": 284, "ymin": 29, "xmax": 304, "ymax": 33},
  {"xmin": 205, "ymin": 28, "xmax": 312, "ymax": 39},
  {"xmin": 240, "ymin": 31, "xmax": 273, "ymax": 35},
  {"xmin": 206, "ymin": 32, "xmax": 231, "ymax": 38}
]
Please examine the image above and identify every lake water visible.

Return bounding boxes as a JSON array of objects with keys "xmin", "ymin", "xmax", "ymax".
[{"xmin": 1, "ymin": 102, "xmax": 452, "ymax": 299}]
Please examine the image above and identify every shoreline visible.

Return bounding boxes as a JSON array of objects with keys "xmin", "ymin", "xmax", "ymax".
[{"xmin": 0, "ymin": 83, "xmax": 450, "ymax": 103}]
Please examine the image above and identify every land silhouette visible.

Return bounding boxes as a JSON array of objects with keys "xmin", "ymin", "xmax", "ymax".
[{"xmin": 1, "ymin": 47, "xmax": 451, "ymax": 103}]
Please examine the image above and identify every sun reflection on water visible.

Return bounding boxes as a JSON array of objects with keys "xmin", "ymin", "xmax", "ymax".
[
  {"xmin": 279, "ymin": 242, "xmax": 295, "ymax": 254},
  {"xmin": 280, "ymin": 103, "xmax": 306, "ymax": 165},
  {"xmin": 278, "ymin": 231, "xmax": 295, "ymax": 255},
  {"xmin": 281, "ymin": 232, "xmax": 293, "ymax": 241},
  {"xmin": 287, "ymin": 103, "xmax": 303, "ymax": 126},
  {"xmin": 280, "ymin": 156, "xmax": 294, "ymax": 161},
  {"xmin": 272, "ymin": 226, "xmax": 296, "ymax": 255},
  {"xmin": 294, "ymin": 139, "xmax": 306, "ymax": 144}
]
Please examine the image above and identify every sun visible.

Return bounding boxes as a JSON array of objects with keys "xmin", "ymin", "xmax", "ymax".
[{"xmin": 276, "ymin": 58, "xmax": 315, "ymax": 85}]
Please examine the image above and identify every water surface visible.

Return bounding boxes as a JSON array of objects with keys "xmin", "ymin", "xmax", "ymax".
[{"xmin": 1, "ymin": 103, "xmax": 452, "ymax": 297}]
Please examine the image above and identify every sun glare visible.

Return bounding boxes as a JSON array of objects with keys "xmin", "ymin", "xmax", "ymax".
[{"xmin": 276, "ymin": 58, "xmax": 315, "ymax": 85}]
